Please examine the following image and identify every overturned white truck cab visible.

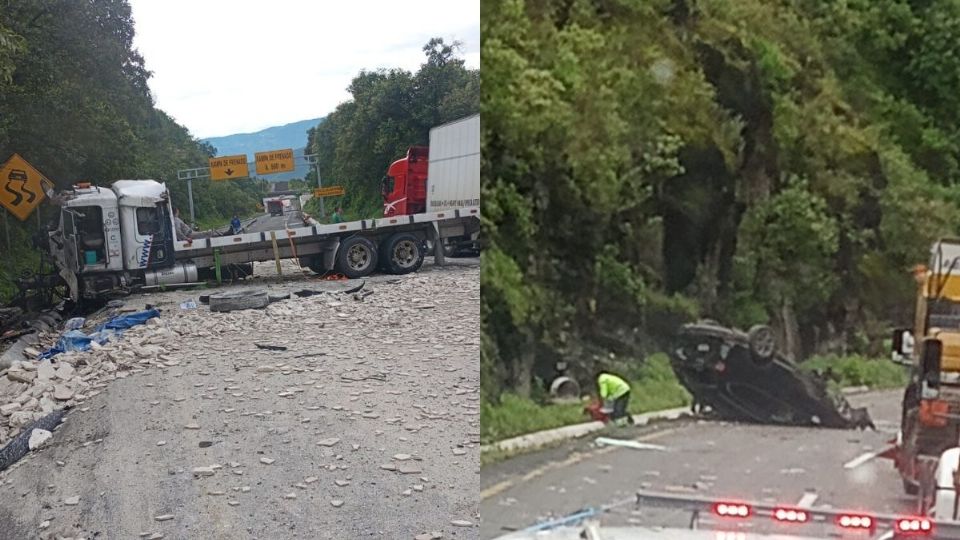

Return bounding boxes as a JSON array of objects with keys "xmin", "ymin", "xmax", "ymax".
[{"xmin": 47, "ymin": 180, "xmax": 480, "ymax": 301}]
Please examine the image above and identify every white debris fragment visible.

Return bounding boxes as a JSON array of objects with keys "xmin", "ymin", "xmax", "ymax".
[
  {"xmin": 191, "ymin": 467, "xmax": 216, "ymax": 477},
  {"xmin": 28, "ymin": 429, "xmax": 52, "ymax": 450},
  {"xmin": 316, "ymin": 437, "xmax": 341, "ymax": 447},
  {"xmin": 260, "ymin": 457, "xmax": 275, "ymax": 465}
]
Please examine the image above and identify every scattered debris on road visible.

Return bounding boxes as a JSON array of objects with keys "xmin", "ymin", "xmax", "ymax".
[{"xmin": 594, "ymin": 437, "xmax": 667, "ymax": 451}]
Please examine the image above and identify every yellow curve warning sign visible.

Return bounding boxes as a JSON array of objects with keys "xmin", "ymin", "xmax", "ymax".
[
  {"xmin": 208, "ymin": 154, "xmax": 249, "ymax": 181},
  {"xmin": 255, "ymin": 148, "xmax": 295, "ymax": 175},
  {"xmin": 0, "ymin": 154, "xmax": 51, "ymax": 221}
]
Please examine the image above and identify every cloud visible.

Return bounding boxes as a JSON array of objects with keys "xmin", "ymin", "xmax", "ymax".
[{"xmin": 129, "ymin": 0, "xmax": 479, "ymax": 138}]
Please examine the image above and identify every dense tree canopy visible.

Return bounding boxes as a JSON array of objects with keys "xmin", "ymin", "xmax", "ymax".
[
  {"xmin": 0, "ymin": 0, "xmax": 264, "ymax": 300},
  {"xmin": 304, "ymin": 38, "xmax": 480, "ymax": 219},
  {"xmin": 482, "ymin": 0, "xmax": 960, "ymax": 399}
]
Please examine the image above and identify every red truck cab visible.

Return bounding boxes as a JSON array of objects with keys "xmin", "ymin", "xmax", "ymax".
[{"xmin": 381, "ymin": 146, "xmax": 428, "ymax": 217}]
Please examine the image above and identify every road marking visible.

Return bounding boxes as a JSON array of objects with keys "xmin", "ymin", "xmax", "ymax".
[
  {"xmin": 843, "ymin": 449, "xmax": 885, "ymax": 469},
  {"xmin": 795, "ymin": 492, "xmax": 818, "ymax": 508},
  {"xmin": 480, "ymin": 428, "xmax": 678, "ymax": 501},
  {"xmin": 876, "ymin": 530, "xmax": 894, "ymax": 540}
]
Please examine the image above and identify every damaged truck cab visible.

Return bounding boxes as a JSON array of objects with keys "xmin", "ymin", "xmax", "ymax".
[
  {"xmin": 891, "ymin": 239, "xmax": 960, "ymax": 508},
  {"xmin": 48, "ymin": 180, "xmax": 183, "ymax": 301}
]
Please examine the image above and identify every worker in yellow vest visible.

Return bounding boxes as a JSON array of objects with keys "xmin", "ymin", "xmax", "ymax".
[{"xmin": 596, "ymin": 370, "xmax": 634, "ymax": 426}]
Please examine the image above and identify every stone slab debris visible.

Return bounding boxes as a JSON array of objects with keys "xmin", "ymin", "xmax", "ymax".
[
  {"xmin": 316, "ymin": 437, "xmax": 340, "ymax": 447},
  {"xmin": 28, "ymin": 428, "xmax": 52, "ymax": 450}
]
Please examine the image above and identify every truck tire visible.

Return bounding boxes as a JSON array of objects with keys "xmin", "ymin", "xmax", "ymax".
[
  {"xmin": 335, "ymin": 236, "xmax": 378, "ymax": 278},
  {"xmin": 209, "ymin": 290, "xmax": 270, "ymax": 312},
  {"xmin": 748, "ymin": 324, "xmax": 776, "ymax": 364},
  {"xmin": 383, "ymin": 233, "xmax": 424, "ymax": 275},
  {"xmin": 305, "ymin": 255, "xmax": 327, "ymax": 275}
]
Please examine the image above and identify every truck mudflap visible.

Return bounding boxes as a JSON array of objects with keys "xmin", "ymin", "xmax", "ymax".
[{"xmin": 670, "ymin": 322, "xmax": 875, "ymax": 429}]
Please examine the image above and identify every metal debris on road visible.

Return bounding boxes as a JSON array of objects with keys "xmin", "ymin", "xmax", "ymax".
[{"xmin": 254, "ymin": 343, "xmax": 287, "ymax": 351}]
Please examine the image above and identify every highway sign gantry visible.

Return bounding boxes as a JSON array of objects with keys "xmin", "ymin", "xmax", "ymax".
[
  {"xmin": 208, "ymin": 155, "xmax": 249, "ymax": 181},
  {"xmin": 0, "ymin": 153, "xmax": 53, "ymax": 221},
  {"xmin": 255, "ymin": 148, "xmax": 295, "ymax": 175}
]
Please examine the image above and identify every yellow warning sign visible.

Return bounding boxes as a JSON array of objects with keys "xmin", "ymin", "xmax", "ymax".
[
  {"xmin": 0, "ymin": 153, "xmax": 51, "ymax": 221},
  {"xmin": 208, "ymin": 154, "xmax": 249, "ymax": 181},
  {"xmin": 255, "ymin": 148, "xmax": 295, "ymax": 175},
  {"xmin": 314, "ymin": 186, "xmax": 345, "ymax": 198}
]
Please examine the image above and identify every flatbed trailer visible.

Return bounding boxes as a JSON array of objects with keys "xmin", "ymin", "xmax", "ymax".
[{"xmin": 47, "ymin": 180, "xmax": 479, "ymax": 301}]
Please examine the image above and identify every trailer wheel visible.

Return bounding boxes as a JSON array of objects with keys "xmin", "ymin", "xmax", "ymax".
[
  {"xmin": 383, "ymin": 233, "xmax": 424, "ymax": 275},
  {"xmin": 335, "ymin": 236, "xmax": 378, "ymax": 278},
  {"xmin": 306, "ymin": 255, "xmax": 327, "ymax": 275}
]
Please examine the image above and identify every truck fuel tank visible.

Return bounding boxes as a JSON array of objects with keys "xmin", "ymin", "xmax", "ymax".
[{"xmin": 144, "ymin": 262, "xmax": 198, "ymax": 286}]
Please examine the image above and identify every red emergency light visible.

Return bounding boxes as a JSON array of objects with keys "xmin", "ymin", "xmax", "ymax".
[
  {"xmin": 713, "ymin": 502, "xmax": 751, "ymax": 518},
  {"xmin": 772, "ymin": 507, "xmax": 809, "ymax": 523},
  {"xmin": 836, "ymin": 513, "xmax": 874, "ymax": 530},
  {"xmin": 895, "ymin": 517, "xmax": 933, "ymax": 535}
]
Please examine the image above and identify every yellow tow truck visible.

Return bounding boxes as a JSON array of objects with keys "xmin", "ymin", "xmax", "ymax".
[{"xmin": 890, "ymin": 238, "xmax": 960, "ymax": 512}]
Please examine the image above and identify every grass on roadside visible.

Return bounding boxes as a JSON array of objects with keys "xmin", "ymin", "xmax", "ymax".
[
  {"xmin": 480, "ymin": 354, "xmax": 691, "ymax": 445},
  {"xmin": 798, "ymin": 354, "xmax": 908, "ymax": 389}
]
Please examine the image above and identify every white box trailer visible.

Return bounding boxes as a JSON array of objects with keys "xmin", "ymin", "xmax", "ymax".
[
  {"xmin": 427, "ymin": 114, "xmax": 480, "ymax": 213},
  {"xmin": 426, "ymin": 114, "xmax": 480, "ymax": 255}
]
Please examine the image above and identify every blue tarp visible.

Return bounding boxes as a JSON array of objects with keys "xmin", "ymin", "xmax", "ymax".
[{"xmin": 38, "ymin": 309, "xmax": 160, "ymax": 360}]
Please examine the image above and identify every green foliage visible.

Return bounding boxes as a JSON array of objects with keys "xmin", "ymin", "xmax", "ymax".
[
  {"xmin": 481, "ymin": 0, "xmax": 960, "ymax": 405},
  {"xmin": 800, "ymin": 354, "xmax": 908, "ymax": 389}
]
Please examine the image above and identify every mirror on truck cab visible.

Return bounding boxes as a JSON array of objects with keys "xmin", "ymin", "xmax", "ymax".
[
  {"xmin": 891, "ymin": 328, "xmax": 914, "ymax": 365},
  {"xmin": 921, "ymin": 337, "xmax": 943, "ymax": 398}
]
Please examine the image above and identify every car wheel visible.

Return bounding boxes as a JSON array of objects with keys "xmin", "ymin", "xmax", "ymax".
[{"xmin": 748, "ymin": 324, "xmax": 776, "ymax": 364}]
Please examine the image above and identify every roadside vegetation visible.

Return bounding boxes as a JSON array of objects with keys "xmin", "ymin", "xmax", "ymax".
[
  {"xmin": 800, "ymin": 354, "xmax": 909, "ymax": 390},
  {"xmin": 481, "ymin": 353, "xmax": 908, "ymax": 448},
  {"xmin": 481, "ymin": 354, "xmax": 691, "ymax": 445},
  {"xmin": 482, "ymin": 0, "xmax": 960, "ymax": 413}
]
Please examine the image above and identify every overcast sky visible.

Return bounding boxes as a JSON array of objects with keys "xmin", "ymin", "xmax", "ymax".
[{"xmin": 128, "ymin": 0, "xmax": 479, "ymax": 139}]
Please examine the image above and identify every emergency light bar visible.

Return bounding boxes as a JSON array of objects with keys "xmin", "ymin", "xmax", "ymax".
[{"xmin": 635, "ymin": 489, "xmax": 960, "ymax": 538}]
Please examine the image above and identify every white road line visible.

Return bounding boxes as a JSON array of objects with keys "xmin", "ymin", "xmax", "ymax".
[
  {"xmin": 795, "ymin": 492, "xmax": 818, "ymax": 508},
  {"xmin": 875, "ymin": 530, "xmax": 894, "ymax": 540},
  {"xmin": 843, "ymin": 449, "xmax": 885, "ymax": 469}
]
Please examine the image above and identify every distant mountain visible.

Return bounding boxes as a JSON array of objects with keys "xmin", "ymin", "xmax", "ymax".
[{"xmin": 202, "ymin": 118, "xmax": 323, "ymax": 182}]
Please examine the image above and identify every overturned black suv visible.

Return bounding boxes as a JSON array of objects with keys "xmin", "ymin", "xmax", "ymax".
[{"xmin": 670, "ymin": 321, "xmax": 874, "ymax": 429}]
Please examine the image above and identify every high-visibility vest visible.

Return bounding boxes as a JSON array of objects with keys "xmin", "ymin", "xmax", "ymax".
[{"xmin": 598, "ymin": 373, "xmax": 630, "ymax": 399}]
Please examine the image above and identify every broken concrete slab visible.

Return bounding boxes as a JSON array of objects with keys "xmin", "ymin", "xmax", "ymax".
[{"xmin": 28, "ymin": 429, "xmax": 52, "ymax": 450}]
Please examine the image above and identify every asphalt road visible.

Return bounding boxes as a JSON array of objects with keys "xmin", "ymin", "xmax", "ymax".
[
  {"xmin": 0, "ymin": 260, "xmax": 480, "ymax": 539},
  {"xmin": 240, "ymin": 211, "xmax": 306, "ymax": 234},
  {"xmin": 480, "ymin": 391, "xmax": 911, "ymax": 539}
]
